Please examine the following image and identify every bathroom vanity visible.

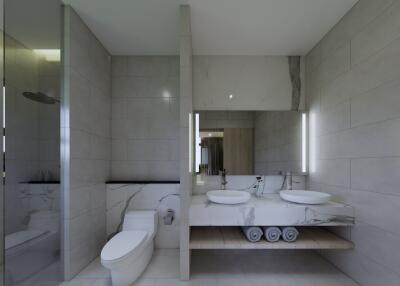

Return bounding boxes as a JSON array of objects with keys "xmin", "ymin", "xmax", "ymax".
[
  {"xmin": 190, "ymin": 194, "xmax": 354, "ymax": 226},
  {"xmin": 179, "ymin": 109, "xmax": 358, "ymax": 279},
  {"xmin": 189, "ymin": 194, "xmax": 354, "ymax": 251}
]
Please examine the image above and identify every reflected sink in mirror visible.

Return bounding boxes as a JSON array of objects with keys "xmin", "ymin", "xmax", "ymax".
[
  {"xmin": 280, "ymin": 190, "xmax": 331, "ymax": 205},
  {"xmin": 206, "ymin": 190, "xmax": 251, "ymax": 205}
]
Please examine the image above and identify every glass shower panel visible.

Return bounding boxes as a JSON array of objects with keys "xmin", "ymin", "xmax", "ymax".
[
  {"xmin": 0, "ymin": 0, "xmax": 4, "ymax": 285},
  {"xmin": 4, "ymin": 0, "xmax": 61, "ymax": 285}
]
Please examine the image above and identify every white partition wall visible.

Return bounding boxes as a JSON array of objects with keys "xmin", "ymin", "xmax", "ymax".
[
  {"xmin": 179, "ymin": 4, "xmax": 193, "ymax": 281},
  {"xmin": 62, "ymin": 6, "xmax": 111, "ymax": 279}
]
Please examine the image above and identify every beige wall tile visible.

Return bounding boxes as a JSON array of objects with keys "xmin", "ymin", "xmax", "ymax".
[{"xmin": 306, "ymin": 1, "xmax": 400, "ymax": 283}]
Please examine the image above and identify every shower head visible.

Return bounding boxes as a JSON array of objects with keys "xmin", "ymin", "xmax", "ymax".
[{"xmin": 22, "ymin": 91, "xmax": 59, "ymax": 104}]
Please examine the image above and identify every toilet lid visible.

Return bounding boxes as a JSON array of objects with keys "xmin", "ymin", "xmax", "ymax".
[{"xmin": 101, "ymin": 231, "xmax": 147, "ymax": 262}]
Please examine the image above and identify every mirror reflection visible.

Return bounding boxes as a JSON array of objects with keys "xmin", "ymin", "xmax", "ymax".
[{"xmin": 196, "ymin": 111, "xmax": 304, "ymax": 176}]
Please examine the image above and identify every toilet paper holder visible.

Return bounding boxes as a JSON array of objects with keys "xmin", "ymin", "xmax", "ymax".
[{"xmin": 163, "ymin": 209, "xmax": 175, "ymax": 225}]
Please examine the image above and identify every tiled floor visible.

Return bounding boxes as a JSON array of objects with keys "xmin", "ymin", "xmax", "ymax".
[
  {"xmin": 15, "ymin": 261, "xmax": 62, "ymax": 286},
  {"xmin": 61, "ymin": 249, "xmax": 359, "ymax": 286}
]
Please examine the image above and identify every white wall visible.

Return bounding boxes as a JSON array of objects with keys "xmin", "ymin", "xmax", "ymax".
[
  {"xmin": 305, "ymin": 0, "xmax": 400, "ymax": 285},
  {"xmin": 111, "ymin": 56, "xmax": 180, "ymax": 180},
  {"xmin": 179, "ymin": 5, "xmax": 193, "ymax": 280},
  {"xmin": 62, "ymin": 6, "xmax": 111, "ymax": 279},
  {"xmin": 193, "ymin": 56, "xmax": 292, "ymax": 110}
]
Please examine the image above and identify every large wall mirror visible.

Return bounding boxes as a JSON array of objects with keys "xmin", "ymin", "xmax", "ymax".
[{"xmin": 195, "ymin": 110, "xmax": 306, "ymax": 176}]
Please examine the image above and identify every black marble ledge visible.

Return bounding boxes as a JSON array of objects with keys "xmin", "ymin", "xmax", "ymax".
[
  {"xmin": 106, "ymin": 180, "xmax": 180, "ymax": 184},
  {"xmin": 20, "ymin": 181, "xmax": 60, "ymax": 184}
]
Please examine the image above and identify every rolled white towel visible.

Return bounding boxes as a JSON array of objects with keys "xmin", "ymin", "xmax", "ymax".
[
  {"xmin": 241, "ymin": 226, "xmax": 263, "ymax": 243},
  {"xmin": 262, "ymin": 226, "xmax": 282, "ymax": 242},
  {"xmin": 280, "ymin": 226, "xmax": 299, "ymax": 242}
]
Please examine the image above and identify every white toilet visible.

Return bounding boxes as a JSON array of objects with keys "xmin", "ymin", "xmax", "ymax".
[{"xmin": 101, "ymin": 210, "xmax": 158, "ymax": 286}]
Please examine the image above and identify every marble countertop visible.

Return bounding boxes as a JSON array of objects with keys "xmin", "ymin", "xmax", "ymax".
[{"xmin": 189, "ymin": 194, "xmax": 355, "ymax": 226}]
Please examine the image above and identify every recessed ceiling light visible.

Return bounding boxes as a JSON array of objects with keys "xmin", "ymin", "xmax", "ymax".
[{"xmin": 229, "ymin": 94, "xmax": 234, "ymax": 99}]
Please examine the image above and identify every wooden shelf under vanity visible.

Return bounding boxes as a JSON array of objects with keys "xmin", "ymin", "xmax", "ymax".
[{"xmin": 190, "ymin": 226, "xmax": 354, "ymax": 250}]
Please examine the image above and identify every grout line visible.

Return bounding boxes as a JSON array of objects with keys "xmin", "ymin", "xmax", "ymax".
[
  {"xmin": 317, "ymin": 251, "xmax": 362, "ymax": 286},
  {"xmin": 315, "ymin": 114, "xmax": 400, "ymax": 139},
  {"xmin": 318, "ymin": 154, "xmax": 400, "ymax": 160},
  {"xmin": 316, "ymin": 181, "xmax": 400, "ymax": 198},
  {"xmin": 349, "ymin": 158, "xmax": 352, "ymax": 191},
  {"xmin": 356, "ymin": 219, "xmax": 400, "ymax": 238},
  {"xmin": 318, "ymin": 0, "xmax": 395, "ymax": 65},
  {"xmin": 350, "ymin": 187, "xmax": 400, "ymax": 198},
  {"xmin": 349, "ymin": 38, "xmax": 352, "ymax": 69}
]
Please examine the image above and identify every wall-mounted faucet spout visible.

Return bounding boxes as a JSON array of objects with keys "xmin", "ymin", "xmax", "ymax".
[{"xmin": 220, "ymin": 169, "xmax": 227, "ymax": 190}]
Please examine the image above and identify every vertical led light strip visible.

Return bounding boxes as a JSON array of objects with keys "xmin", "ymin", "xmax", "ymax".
[
  {"xmin": 302, "ymin": 112, "xmax": 307, "ymax": 173},
  {"xmin": 188, "ymin": 113, "xmax": 193, "ymax": 173},
  {"xmin": 3, "ymin": 86, "xmax": 5, "ymax": 153},
  {"xmin": 195, "ymin": 113, "xmax": 200, "ymax": 173},
  {"xmin": 309, "ymin": 112, "xmax": 316, "ymax": 173}
]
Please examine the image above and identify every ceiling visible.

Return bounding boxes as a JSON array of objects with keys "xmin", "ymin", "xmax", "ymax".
[
  {"xmin": 5, "ymin": 0, "xmax": 61, "ymax": 49},
  {"xmin": 65, "ymin": 0, "xmax": 358, "ymax": 56}
]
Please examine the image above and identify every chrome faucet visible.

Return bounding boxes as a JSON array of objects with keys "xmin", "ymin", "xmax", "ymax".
[
  {"xmin": 220, "ymin": 169, "xmax": 227, "ymax": 190},
  {"xmin": 254, "ymin": 176, "xmax": 264, "ymax": 197},
  {"xmin": 285, "ymin": 172, "xmax": 292, "ymax": 190},
  {"xmin": 280, "ymin": 171, "xmax": 302, "ymax": 191}
]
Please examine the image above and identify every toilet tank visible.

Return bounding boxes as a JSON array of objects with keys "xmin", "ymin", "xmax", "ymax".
[{"xmin": 122, "ymin": 210, "xmax": 158, "ymax": 236}]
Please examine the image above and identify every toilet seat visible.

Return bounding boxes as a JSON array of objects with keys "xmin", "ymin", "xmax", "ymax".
[{"xmin": 101, "ymin": 231, "xmax": 147, "ymax": 263}]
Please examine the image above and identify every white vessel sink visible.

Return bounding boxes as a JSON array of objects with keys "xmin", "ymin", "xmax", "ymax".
[
  {"xmin": 280, "ymin": 190, "xmax": 331, "ymax": 205},
  {"xmin": 206, "ymin": 190, "xmax": 251, "ymax": 205}
]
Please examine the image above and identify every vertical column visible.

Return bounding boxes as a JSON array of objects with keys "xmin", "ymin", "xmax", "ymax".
[
  {"xmin": 60, "ymin": 6, "xmax": 71, "ymax": 280},
  {"xmin": 179, "ymin": 4, "xmax": 193, "ymax": 281}
]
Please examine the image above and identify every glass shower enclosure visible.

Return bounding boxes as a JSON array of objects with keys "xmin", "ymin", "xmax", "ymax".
[{"xmin": 2, "ymin": 0, "xmax": 62, "ymax": 285}]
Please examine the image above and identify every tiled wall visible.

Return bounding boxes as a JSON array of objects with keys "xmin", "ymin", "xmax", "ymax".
[
  {"xmin": 106, "ymin": 184, "xmax": 180, "ymax": 249},
  {"xmin": 254, "ymin": 111, "xmax": 302, "ymax": 175},
  {"xmin": 38, "ymin": 61, "xmax": 61, "ymax": 179},
  {"xmin": 18, "ymin": 183, "xmax": 60, "ymax": 213},
  {"xmin": 305, "ymin": 0, "xmax": 400, "ymax": 285},
  {"xmin": 62, "ymin": 6, "xmax": 111, "ymax": 279},
  {"xmin": 193, "ymin": 56, "xmax": 292, "ymax": 110},
  {"xmin": 111, "ymin": 56, "xmax": 180, "ymax": 180}
]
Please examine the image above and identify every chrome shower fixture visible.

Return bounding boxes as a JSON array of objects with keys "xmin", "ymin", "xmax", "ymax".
[{"xmin": 22, "ymin": 91, "xmax": 60, "ymax": 104}]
